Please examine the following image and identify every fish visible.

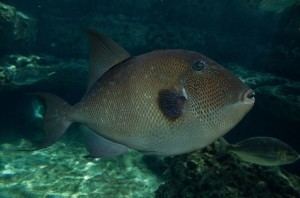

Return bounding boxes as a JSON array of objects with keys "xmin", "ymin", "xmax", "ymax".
[
  {"xmin": 34, "ymin": 30, "xmax": 255, "ymax": 157},
  {"xmin": 226, "ymin": 137, "xmax": 300, "ymax": 166}
]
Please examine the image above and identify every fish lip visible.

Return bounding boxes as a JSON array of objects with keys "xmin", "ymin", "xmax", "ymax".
[{"xmin": 241, "ymin": 89, "xmax": 255, "ymax": 104}]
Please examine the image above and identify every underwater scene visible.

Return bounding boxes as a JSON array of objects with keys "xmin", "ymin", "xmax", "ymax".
[{"xmin": 0, "ymin": 0, "xmax": 300, "ymax": 197}]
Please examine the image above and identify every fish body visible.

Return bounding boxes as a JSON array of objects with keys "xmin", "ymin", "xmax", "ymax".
[
  {"xmin": 37, "ymin": 31, "xmax": 255, "ymax": 156},
  {"xmin": 228, "ymin": 137, "xmax": 300, "ymax": 166}
]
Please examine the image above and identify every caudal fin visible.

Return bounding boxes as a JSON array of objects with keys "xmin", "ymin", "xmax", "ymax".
[{"xmin": 34, "ymin": 93, "xmax": 73, "ymax": 149}]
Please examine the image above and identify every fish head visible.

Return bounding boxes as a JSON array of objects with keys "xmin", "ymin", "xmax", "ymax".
[
  {"xmin": 277, "ymin": 146, "xmax": 300, "ymax": 164},
  {"xmin": 181, "ymin": 55, "xmax": 255, "ymax": 137}
]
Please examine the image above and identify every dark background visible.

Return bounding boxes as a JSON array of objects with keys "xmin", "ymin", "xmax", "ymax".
[{"xmin": 0, "ymin": 0, "xmax": 299, "ymax": 174}]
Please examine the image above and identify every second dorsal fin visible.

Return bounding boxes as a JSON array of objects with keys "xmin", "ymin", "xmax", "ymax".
[{"xmin": 86, "ymin": 30, "xmax": 130, "ymax": 91}]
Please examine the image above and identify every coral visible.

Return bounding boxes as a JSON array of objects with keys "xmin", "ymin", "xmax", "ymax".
[{"xmin": 155, "ymin": 140, "xmax": 300, "ymax": 198}]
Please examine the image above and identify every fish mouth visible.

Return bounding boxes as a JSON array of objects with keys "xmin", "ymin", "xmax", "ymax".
[{"xmin": 241, "ymin": 89, "xmax": 255, "ymax": 104}]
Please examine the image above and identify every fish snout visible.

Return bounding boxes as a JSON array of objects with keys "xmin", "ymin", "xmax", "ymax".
[{"xmin": 241, "ymin": 89, "xmax": 255, "ymax": 104}]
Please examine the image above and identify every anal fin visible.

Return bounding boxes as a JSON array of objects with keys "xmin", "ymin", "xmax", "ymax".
[{"xmin": 80, "ymin": 126, "xmax": 128, "ymax": 158}]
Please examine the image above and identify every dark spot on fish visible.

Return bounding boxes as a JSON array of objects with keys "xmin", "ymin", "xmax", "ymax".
[
  {"xmin": 192, "ymin": 60, "xmax": 206, "ymax": 71},
  {"xmin": 158, "ymin": 89, "xmax": 186, "ymax": 120}
]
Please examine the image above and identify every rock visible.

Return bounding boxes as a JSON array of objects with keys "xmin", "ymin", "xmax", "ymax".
[
  {"xmin": 231, "ymin": 64, "xmax": 300, "ymax": 122},
  {"xmin": 0, "ymin": 54, "xmax": 87, "ymax": 99},
  {"xmin": 155, "ymin": 140, "xmax": 300, "ymax": 198},
  {"xmin": 230, "ymin": 64, "xmax": 300, "ymax": 122},
  {"xmin": 258, "ymin": 4, "xmax": 300, "ymax": 80},
  {"xmin": 227, "ymin": 64, "xmax": 300, "ymax": 172},
  {"xmin": 0, "ymin": 2, "xmax": 36, "ymax": 54},
  {"xmin": 2, "ymin": 1, "xmax": 300, "ymax": 80},
  {"xmin": 256, "ymin": 83, "xmax": 300, "ymax": 122},
  {"xmin": 0, "ymin": 55, "xmax": 88, "ymax": 142},
  {"xmin": 0, "ymin": 54, "xmax": 59, "ymax": 88}
]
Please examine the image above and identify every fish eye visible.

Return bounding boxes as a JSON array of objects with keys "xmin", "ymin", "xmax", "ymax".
[{"xmin": 192, "ymin": 60, "xmax": 206, "ymax": 71}]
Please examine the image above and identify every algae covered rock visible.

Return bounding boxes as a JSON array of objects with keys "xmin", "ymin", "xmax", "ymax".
[
  {"xmin": 0, "ymin": 2, "xmax": 36, "ymax": 53},
  {"xmin": 155, "ymin": 140, "xmax": 300, "ymax": 198},
  {"xmin": 0, "ymin": 54, "xmax": 60, "ymax": 88},
  {"xmin": 0, "ymin": 54, "xmax": 87, "ymax": 98}
]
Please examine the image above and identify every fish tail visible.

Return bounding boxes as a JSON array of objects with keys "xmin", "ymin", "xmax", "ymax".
[
  {"xmin": 218, "ymin": 137, "xmax": 232, "ymax": 153},
  {"xmin": 34, "ymin": 93, "xmax": 74, "ymax": 149}
]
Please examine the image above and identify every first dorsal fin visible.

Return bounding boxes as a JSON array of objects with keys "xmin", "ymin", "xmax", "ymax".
[{"xmin": 87, "ymin": 30, "xmax": 130, "ymax": 91}]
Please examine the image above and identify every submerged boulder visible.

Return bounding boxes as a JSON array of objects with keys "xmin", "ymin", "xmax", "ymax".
[{"xmin": 155, "ymin": 140, "xmax": 300, "ymax": 198}]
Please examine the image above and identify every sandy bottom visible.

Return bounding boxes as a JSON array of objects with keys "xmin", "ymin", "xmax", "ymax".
[{"xmin": 0, "ymin": 138, "xmax": 162, "ymax": 198}]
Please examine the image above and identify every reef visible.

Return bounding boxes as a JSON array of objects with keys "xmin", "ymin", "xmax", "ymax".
[{"xmin": 155, "ymin": 140, "xmax": 300, "ymax": 198}]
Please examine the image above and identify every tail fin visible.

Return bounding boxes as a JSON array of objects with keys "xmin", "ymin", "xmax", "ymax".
[{"xmin": 34, "ymin": 93, "xmax": 73, "ymax": 149}]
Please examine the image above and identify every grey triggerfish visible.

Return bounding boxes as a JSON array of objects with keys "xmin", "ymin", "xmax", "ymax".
[{"xmin": 35, "ymin": 31, "xmax": 255, "ymax": 157}]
